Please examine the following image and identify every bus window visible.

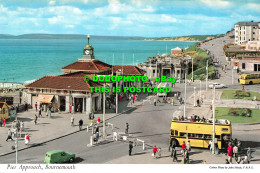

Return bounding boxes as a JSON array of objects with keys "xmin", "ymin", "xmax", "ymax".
[
  {"xmin": 222, "ymin": 128, "xmax": 228, "ymax": 132},
  {"xmin": 175, "ymin": 130, "xmax": 178, "ymax": 136},
  {"xmin": 180, "ymin": 133, "xmax": 187, "ymax": 137},
  {"xmin": 216, "ymin": 135, "xmax": 220, "ymax": 139},
  {"xmin": 171, "ymin": 130, "xmax": 174, "ymax": 135},
  {"xmin": 204, "ymin": 134, "xmax": 212, "ymax": 139}
]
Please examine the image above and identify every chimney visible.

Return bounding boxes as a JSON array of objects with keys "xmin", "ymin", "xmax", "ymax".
[{"xmin": 251, "ymin": 20, "xmax": 254, "ymax": 22}]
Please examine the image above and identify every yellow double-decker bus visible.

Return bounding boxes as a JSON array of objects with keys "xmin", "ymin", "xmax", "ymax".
[
  {"xmin": 170, "ymin": 119, "xmax": 232, "ymax": 149},
  {"xmin": 239, "ymin": 73, "xmax": 260, "ymax": 85}
]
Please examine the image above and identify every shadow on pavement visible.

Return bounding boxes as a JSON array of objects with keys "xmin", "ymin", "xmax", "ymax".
[
  {"xmin": 133, "ymin": 152, "xmax": 147, "ymax": 156},
  {"xmin": 74, "ymin": 157, "xmax": 85, "ymax": 163},
  {"xmin": 30, "ymin": 142, "xmax": 47, "ymax": 148},
  {"xmin": 190, "ymin": 159, "xmax": 203, "ymax": 164},
  {"xmin": 135, "ymin": 132, "xmax": 169, "ymax": 138}
]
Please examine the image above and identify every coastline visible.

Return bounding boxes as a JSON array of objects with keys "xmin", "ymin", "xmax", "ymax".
[{"xmin": 142, "ymin": 39, "xmax": 200, "ymax": 42}]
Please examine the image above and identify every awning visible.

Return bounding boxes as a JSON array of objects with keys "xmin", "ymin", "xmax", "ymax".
[{"xmin": 39, "ymin": 95, "xmax": 54, "ymax": 104}]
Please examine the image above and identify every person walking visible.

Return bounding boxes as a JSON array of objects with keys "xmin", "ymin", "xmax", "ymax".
[
  {"xmin": 2, "ymin": 118, "xmax": 6, "ymax": 127},
  {"xmin": 34, "ymin": 115, "xmax": 37, "ymax": 125},
  {"xmin": 247, "ymin": 147, "xmax": 252, "ymax": 164},
  {"xmin": 125, "ymin": 123, "xmax": 129, "ymax": 134},
  {"xmin": 181, "ymin": 141, "xmax": 186, "ymax": 155},
  {"xmin": 20, "ymin": 121, "xmax": 24, "ymax": 132},
  {"xmin": 94, "ymin": 132, "xmax": 99, "ymax": 144},
  {"xmin": 186, "ymin": 140, "xmax": 191, "ymax": 152},
  {"xmin": 154, "ymin": 97, "xmax": 157, "ymax": 106},
  {"xmin": 79, "ymin": 119, "xmax": 83, "ymax": 131},
  {"xmin": 97, "ymin": 117, "xmax": 101, "ymax": 124},
  {"xmin": 6, "ymin": 129, "xmax": 13, "ymax": 141},
  {"xmin": 71, "ymin": 115, "xmax": 74, "ymax": 127},
  {"xmin": 0, "ymin": 117, "xmax": 2, "ymax": 127},
  {"xmin": 153, "ymin": 145, "xmax": 157, "ymax": 158},
  {"xmin": 227, "ymin": 144, "xmax": 233, "ymax": 164},
  {"xmin": 173, "ymin": 147, "xmax": 178, "ymax": 162},
  {"xmin": 25, "ymin": 134, "xmax": 30, "ymax": 145},
  {"xmin": 157, "ymin": 147, "xmax": 161, "ymax": 158},
  {"xmin": 38, "ymin": 108, "xmax": 42, "ymax": 117},
  {"xmin": 185, "ymin": 148, "xmax": 189, "ymax": 164},
  {"xmin": 129, "ymin": 141, "xmax": 133, "ymax": 156},
  {"xmin": 35, "ymin": 102, "xmax": 38, "ymax": 112},
  {"xmin": 233, "ymin": 145, "xmax": 239, "ymax": 162}
]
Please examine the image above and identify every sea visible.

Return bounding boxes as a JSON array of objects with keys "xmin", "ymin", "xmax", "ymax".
[{"xmin": 0, "ymin": 39, "xmax": 195, "ymax": 83}]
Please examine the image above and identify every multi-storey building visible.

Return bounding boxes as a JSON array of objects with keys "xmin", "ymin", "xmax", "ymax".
[{"xmin": 234, "ymin": 21, "xmax": 260, "ymax": 45}]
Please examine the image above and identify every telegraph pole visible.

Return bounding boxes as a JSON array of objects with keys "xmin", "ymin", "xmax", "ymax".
[
  {"xmin": 194, "ymin": 86, "xmax": 196, "ymax": 107},
  {"xmin": 192, "ymin": 58, "xmax": 194, "ymax": 82},
  {"xmin": 15, "ymin": 138, "xmax": 18, "ymax": 164},
  {"xmin": 206, "ymin": 60, "xmax": 208, "ymax": 99},
  {"xmin": 184, "ymin": 73, "xmax": 187, "ymax": 118},
  {"xmin": 116, "ymin": 72, "xmax": 118, "ymax": 114},
  {"xmin": 103, "ymin": 83, "xmax": 106, "ymax": 139},
  {"xmin": 212, "ymin": 85, "xmax": 216, "ymax": 154}
]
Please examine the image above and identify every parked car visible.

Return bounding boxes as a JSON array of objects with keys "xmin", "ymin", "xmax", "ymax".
[
  {"xmin": 44, "ymin": 150, "xmax": 75, "ymax": 164},
  {"xmin": 208, "ymin": 83, "xmax": 226, "ymax": 89}
]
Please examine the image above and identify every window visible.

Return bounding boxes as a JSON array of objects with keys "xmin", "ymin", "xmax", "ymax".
[
  {"xmin": 175, "ymin": 130, "xmax": 178, "ymax": 136},
  {"xmin": 204, "ymin": 134, "xmax": 212, "ymax": 139},
  {"xmin": 171, "ymin": 130, "xmax": 174, "ymax": 135},
  {"xmin": 222, "ymin": 128, "xmax": 228, "ymax": 132},
  {"xmin": 61, "ymin": 152, "xmax": 65, "ymax": 156},
  {"xmin": 242, "ymin": 63, "xmax": 245, "ymax": 69},
  {"xmin": 254, "ymin": 64, "xmax": 258, "ymax": 71},
  {"xmin": 253, "ymin": 32, "xmax": 255, "ymax": 34},
  {"xmin": 180, "ymin": 132, "xmax": 187, "ymax": 137}
]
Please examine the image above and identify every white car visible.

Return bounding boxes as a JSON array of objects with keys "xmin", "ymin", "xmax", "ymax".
[{"xmin": 208, "ymin": 83, "xmax": 226, "ymax": 89}]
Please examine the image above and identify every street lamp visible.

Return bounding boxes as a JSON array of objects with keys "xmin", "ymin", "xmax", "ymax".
[
  {"xmin": 184, "ymin": 73, "xmax": 187, "ymax": 118},
  {"xmin": 193, "ymin": 86, "xmax": 196, "ymax": 107},
  {"xmin": 115, "ymin": 69, "xmax": 121, "ymax": 114},
  {"xmin": 200, "ymin": 80, "xmax": 202, "ymax": 98},
  {"xmin": 103, "ymin": 83, "xmax": 106, "ymax": 140},
  {"xmin": 212, "ymin": 84, "xmax": 216, "ymax": 154},
  {"xmin": 206, "ymin": 60, "xmax": 208, "ymax": 100}
]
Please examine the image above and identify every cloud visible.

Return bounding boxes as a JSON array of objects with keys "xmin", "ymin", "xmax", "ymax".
[
  {"xmin": 200, "ymin": 0, "xmax": 231, "ymax": 8},
  {"xmin": 246, "ymin": 3, "xmax": 260, "ymax": 11},
  {"xmin": 65, "ymin": 24, "xmax": 75, "ymax": 28},
  {"xmin": 49, "ymin": 1, "xmax": 56, "ymax": 5}
]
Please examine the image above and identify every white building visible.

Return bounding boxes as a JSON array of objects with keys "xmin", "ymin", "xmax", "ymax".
[{"xmin": 234, "ymin": 21, "xmax": 260, "ymax": 45}]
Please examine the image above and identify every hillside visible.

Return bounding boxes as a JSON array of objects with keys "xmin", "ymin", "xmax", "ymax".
[{"xmin": 143, "ymin": 34, "xmax": 224, "ymax": 42}]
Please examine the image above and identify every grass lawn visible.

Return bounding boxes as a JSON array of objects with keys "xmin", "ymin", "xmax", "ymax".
[
  {"xmin": 215, "ymin": 107, "xmax": 260, "ymax": 124},
  {"xmin": 221, "ymin": 90, "xmax": 260, "ymax": 101}
]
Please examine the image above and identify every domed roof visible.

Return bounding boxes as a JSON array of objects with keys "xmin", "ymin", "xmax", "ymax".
[{"xmin": 84, "ymin": 44, "xmax": 93, "ymax": 49}]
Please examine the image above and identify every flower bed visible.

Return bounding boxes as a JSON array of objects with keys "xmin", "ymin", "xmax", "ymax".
[
  {"xmin": 234, "ymin": 90, "xmax": 250, "ymax": 97},
  {"xmin": 230, "ymin": 108, "xmax": 251, "ymax": 117}
]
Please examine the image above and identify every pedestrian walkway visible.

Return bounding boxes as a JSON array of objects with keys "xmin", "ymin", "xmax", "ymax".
[{"xmin": 0, "ymin": 93, "xmax": 147, "ymax": 156}]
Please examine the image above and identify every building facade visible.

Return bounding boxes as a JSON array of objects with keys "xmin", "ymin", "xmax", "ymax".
[{"xmin": 234, "ymin": 21, "xmax": 260, "ymax": 45}]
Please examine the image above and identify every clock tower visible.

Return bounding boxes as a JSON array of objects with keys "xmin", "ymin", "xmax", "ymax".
[{"xmin": 82, "ymin": 35, "xmax": 95, "ymax": 60}]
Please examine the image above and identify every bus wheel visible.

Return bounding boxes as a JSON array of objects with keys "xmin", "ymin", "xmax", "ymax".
[{"xmin": 249, "ymin": 81, "xmax": 253, "ymax": 85}]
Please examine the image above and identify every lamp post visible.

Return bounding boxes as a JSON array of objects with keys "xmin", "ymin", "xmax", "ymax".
[
  {"xmin": 194, "ymin": 86, "xmax": 196, "ymax": 107},
  {"xmin": 192, "ymin": 58, "xmax": 194, "ymax": 82},
  {"xmin": 115, "ymin": 70, "xmax": 121, "ymax": 114},
  {"xmin": 103, "ymin": 83, "xmax": 106, "ymax": 140},
  {"xmin": 184, "ymin": 73, "xmax": 187, "ymax": 118},
  {"xmin": 206, "ymin": 60, "xmax": 208, "ymax": 100},
  {"xmin": 200, "ymin": 80, "xmax": 202, "ymax": 98},
  {"xmin": 212, "ymin": 84, "xmax": 216, "ymax": 154}
]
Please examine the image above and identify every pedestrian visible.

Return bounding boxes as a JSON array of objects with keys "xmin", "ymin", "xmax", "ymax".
[
  {"xmin": 186, "ymin": 140, "xmax": 191, "ymax": 152},
  {"xmin": 227, "ymin": 144, "xmax": 233, "ymax": 164},
  {"xmin": 125, "ymin": 123, "xmax": 129, "ymax": 134},
  {"xmin": 6, "ymin": 129, "xmax": 13, "ymax": 141},
  {"xmin": 2, "ymin": 118, "xmax": 6, "ymax": 127},
  {"xmin": 79, "ymin": 119, "xmax": 83, "ymax": 131},
  {"xmin": 154, "ymin": 97, "xmax": 157, "ymax": 106},
  {"xmin": 210, "ymin": 105, "xmax": 212, "ymax": 111},
  {"xmin": 95, "ymin": 126, "xmax": 99, "ymax": 134},
  {"xmin": 173, "ymin": 148, "xmax": 178, "ymax": 162},
  {"xmin": 247, "ymin": 147, "xmax": 252, "ymax": 163},
  {"xmin": 233, "ymin": 145, "xmax": 238, "ymax": 162},
  {"xmin": 157, "ymin": 147, "xmax": 161, "ymax": 158},
  {"xmin": 181, "ymin": 141, "xmax": 186, "ymax": 155},
  {"xmin": 20, "ymin": 121, "xmax": 24, "ymax": 132},
  {"xmin": 0, "ymin": 117, "xmax": 2, "ymax": 127},
  {"xmin": 153, "ymin": 145, "xmax": 157, "ymax": 158},
  {"xmin": 97, "ymin": 117, "xmax": 101, "ymax": 124},
  {"xmin": 236, "ymin": 154, "xmax": 241, "ymax": 164},
  {"xmin": 35, "ymin": 102, "xmax": 38, "ymax": 112},
  {"xmin": 71, "ymin": 115, "xmax": 74, "ymax": 127},
  {"xmin": 39, "ymin": 108, "xmax": 42, "ymax": 117},
  {"xmin": 197, "ymin": 98, "xmax": 200, "ymax": 107},
  {"xmin": 171, "ymin": 98, "xmax": 174, "ymax": 106},
  {"xmin": 129, "ymin": 141, "xmax": 133, "ymax": 156},
  {"xmin": 25, "ymin": 134, "xmax": 30, "ymax": 145},
  {"xmin": 185, "ymin": 149, "xmax": 189, "ymax": 164},
  {"xmin": 225, "ymin": 159, "xmax": 229, "ymax": 164},
  {"xmin": 94, "ymin": 132, "xmax": 99, "ymax": 144},
  {"xmin": 34, "ymin": 114, "xmax": 37, "ymax": 125},
  {"xmin": 48, "ymin": 108, "xmax": 51, "ymax": 118}
]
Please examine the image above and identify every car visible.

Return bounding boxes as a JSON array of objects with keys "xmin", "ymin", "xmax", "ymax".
[
  {"xmin": 44, "ymin": 150, "xmax": 75, "ymax": 164},
  {"xmin": 208, "ymin": 83, "xmax": 226, "ymax": 89}
]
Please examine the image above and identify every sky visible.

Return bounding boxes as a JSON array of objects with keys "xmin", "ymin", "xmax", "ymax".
[{"xmin": 0, "ymin": 0, "xmax": 260, "ymax": 37}]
